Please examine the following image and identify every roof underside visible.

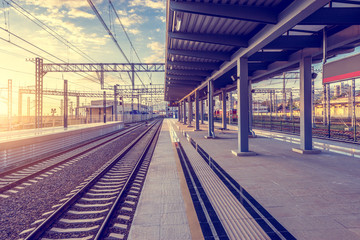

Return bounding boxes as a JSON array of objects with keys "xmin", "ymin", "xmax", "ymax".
[{"xmin": 164, "ymin": 0, "xmax": 360, "ymax": 102}]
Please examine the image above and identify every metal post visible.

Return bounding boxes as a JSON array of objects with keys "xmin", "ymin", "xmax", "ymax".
[
  {"xmin": 290, "ymin": 91, "xmax": 293, "ymax": 120},
  {"xmin": 64, "ymin": 80, "xmax": 68, "ymax": 128},
  {"xmin": 232, "ymin": 57, "xmax": 253, "ymax": 155},
  {"xmin": 352, "ymin": 79, "xmax": 356, "ymax": 141},
  {"xmin": 200, "ymin": 99, "xmax": 204, "ymax": 124},
  {"xmin": 188, "ymin": 96, "xmax": 192, "ymax": 126},
  {"xmin": 323, "ymin": 84, "xmax": 327, "ymax": 125},
  {"xmin": 183, "ymin": 100, "xmax": 187, "ymax": 124},
  {"xmin": 103, "ymin": 91, "xmax": 106, "ymax": 123},
  {"xmin": 131, "ymin": 64, "xmax": 134, "ymax": 122},
  {"xmin": 312, "ymin": 76, "xmax": 316, "ymax": 127},
  {"xmin": 195, "ymin": 90, "xmax": 200, "ymax": 130},
  {"xmin": 322, "ymin": 28, "xmax": 328, "ymax": 126},
  {"xmin": 35, "ymin": 58, "xmax": 43, "ymax": 128},
  {"xmin": 8, "ymin": 79, "xmax": 12, "ymax": 131},
  {"xmin": 114, "ymin": 85, "xmax": 118, "ymax": 121},
  {"xmin": 206, "ymin": 80, "xmax": 215, "ymax": 138},
  {"xmin": 178, "ymin": 105, "xmax": 181, "ymax": 121},
  {"xmin": 283, "ymin": 72, "xmax": 286, "ymax": 119},
  {"xmin": 76, "ymin": 95, "xmax": 80, "ymax": 119},
  {"xmin": 222, "ymin": 89, "xmax": 227, "ymax": 129},
  {"xmin": 229, "ymin": 91, "xmax": 232, "ymax": 124},
  {"xmin": 295, "ymin": 56, "xmax": 315, "ymax": 152},
  {"xmin": 327, "ymin": 84, "xmax": 331, "ymax": 138},
  {"xmin": 249, "ymin": 82, "xmax": 253, "ymax": 132}
]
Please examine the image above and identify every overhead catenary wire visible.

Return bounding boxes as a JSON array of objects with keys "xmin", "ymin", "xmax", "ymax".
[
  {"xmin": 2, "ymin": 0, "xmax": 116, "ymax": 88},
  {"xmin": 87, "ymin": 0, "xmax": 146, "ymax": 87},
  {"xmin": 108, "ymin": 0, "xmax": 152, "ymax": 82}
]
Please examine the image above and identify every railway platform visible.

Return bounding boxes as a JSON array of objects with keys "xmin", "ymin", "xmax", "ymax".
[
  {"xmin": 164, "ymin": 118, "xmax": 360, "ymax": 239},
  {"xmin": 139, "ymin": 119, "xmax": 360, "ymax": 239}
]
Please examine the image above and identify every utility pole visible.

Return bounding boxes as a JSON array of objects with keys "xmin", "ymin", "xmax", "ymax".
[
  {"xmin": 64, "ymin": 80, "xmax": 68, "ymax": 128},
  {"xmin": 103, "ymin": 91, "xmax": 106, "ymax": 123}
]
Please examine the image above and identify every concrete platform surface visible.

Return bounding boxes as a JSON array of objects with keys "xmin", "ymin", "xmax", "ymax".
[
  {"xmin": 174, "ymin": 119, "xmax": 360, "ymax": 240},
  {"xmin": 128, "ymin": 119, "xmax": 195, "ymax": 240}
]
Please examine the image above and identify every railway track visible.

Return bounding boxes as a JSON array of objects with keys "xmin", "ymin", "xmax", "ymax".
[
  {"xmin": 22, "ymin": 119, "xmax": 162, "ymax": 240},
  {"xmin": 0, "ymin": 122, "xmax": 147, "ymax": 195}
]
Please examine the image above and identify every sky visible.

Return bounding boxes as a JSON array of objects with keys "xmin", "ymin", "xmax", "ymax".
[{"xmin": 0, "ymin": 0, "xmax": 166, "ymax": 116}]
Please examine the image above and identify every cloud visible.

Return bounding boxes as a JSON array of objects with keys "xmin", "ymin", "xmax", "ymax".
[
  {"xmin": 157, "ymin": 16, "xmax": 166, "ymax": 23},
  {"xmin": 129, "ymin": 0, "xmax": 165, "ymax": 10},
  {"xmin": 68, "ymin": 9, "xmax": 95, "ymax": 19},
  {"xmin": 116, "ymin": 11, "xmax": 144, "ymax": 27},
  {"xmin": 128, "ymin": 29, "xmax": 140, "ymax": 35},
  {"xmin": 143, "ymin": 41, "xmax": 164, "ymax": 63},
  {"xmin": 21, "ymin": 0, "xmax": 103, "ymax": 9}
]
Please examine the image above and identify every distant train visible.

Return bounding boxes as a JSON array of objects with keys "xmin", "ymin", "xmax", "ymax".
[{"xmin": 214, "ymin": 106, "xmax": 269, "ymax": 119}]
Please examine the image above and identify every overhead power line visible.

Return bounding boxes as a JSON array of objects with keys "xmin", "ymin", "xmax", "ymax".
[{"xmin": 87, "ymin": 0, "xmax": 146, "ymax": 87}]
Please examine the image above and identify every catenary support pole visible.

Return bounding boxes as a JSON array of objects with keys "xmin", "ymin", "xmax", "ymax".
[{"xmin": 64, "ymin": 80, "xmax": 68, "ymax": 128}]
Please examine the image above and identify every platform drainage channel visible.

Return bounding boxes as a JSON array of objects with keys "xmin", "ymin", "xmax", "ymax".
[
  {"xmin": 185, "ymin": 133, "xmax": 296, "ymax": 240},
  {"xmin": 175, "ymin": 142, "xmax": 228, "ymax": 240}
]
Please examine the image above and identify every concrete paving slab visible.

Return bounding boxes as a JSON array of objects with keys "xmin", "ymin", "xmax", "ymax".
[
  {"xmin": 128, "ymin": 119, "xmax": 196, "ymax": 240},
  {"xmin": 172, "ymin": 119, "xmax": 360, "ymax": 239}
]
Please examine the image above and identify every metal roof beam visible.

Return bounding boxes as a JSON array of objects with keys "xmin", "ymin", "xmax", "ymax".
[
  {"xmin": 167, "ymin": 69, "xmax": 211, "ymax": 76},
  {"xmin": 170, "ymin": 1, "xmax": 278, "ymax": 24},
  {"xmin": 249, "ymin": 52, "xmax": 289, "ymax": 61},
  {"xmin": 166, "ymin": 74, "xmax": 204, "ymax": 81},
  {"xmin": 166, "ymin": 80, "xmax": 199, "ymax": 86},
  {"xmin": 168, "ymin": 49, "xmax": 230, "ymax": 61},
  {"xmin": 264, "ymin": 36, "xmax": 322, "ymax": 49},
  {"xmin": 176, "ymin": 0, "xmax": 330, "ymax": 103},
  {"xmin": 300, "ymin": 8, "xmax": 360, "ymax": 25},
  {"xmin": 168, "ymin": 61, "xmax": 219, "ymax": 70},
  {"xmin": 169, "ymin": 32, "xmax": 248, "ymax": 47},
  {"xmin": 251, "ymin": 25, "xmax": 360, "ymax": 82}
]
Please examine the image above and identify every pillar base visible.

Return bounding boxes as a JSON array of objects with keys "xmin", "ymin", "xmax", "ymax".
[
  {"xmin": 204, "ymin": 135, "xmax": 216, "ymax": 139},
  {"xmin": 292, "ymin": 148, "xmax": 321, "ymax": 154},
  {"xmin": 231, "ymin": 150, "xmax": 257, "ymax": 156}
]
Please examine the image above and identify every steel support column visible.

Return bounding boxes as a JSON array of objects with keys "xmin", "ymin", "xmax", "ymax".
[
  {"xmin": 64, "ymin": 80, "xmax": 68, "ymax": 128},
  {"xmin": 114, "ymin": 85, "xmax": 118, "ymax": 121},
  {"xmin": 103, "ymin": 91, "xmax": 107, "ymax": 123},
  {"xmin": 229, "ymin": 92, "xmax": 232, "ymax": 124},
  {"xmin": 293, "ymin": 56, "xmax": 320, "ymax": 154},
  {"xmin": 222, "ymin": 89, "xmax": 227, "ymax": 129},
  {"xmin": 200, "ymin": 99, "xmax": 204, "ymax": 124},
  {"xmin": 206, "ymin": 80, "xmax": 215, "ymax": 138},
  {"xmin": 183, "ymin": 100, "xmax": 187, "ymax": 124},
  {"xmin": 178, "ymin": 105, "xmax": 181, "ymax": 121},
  {"xmin": 232, "ymin": 57, "xmax": 255, "ymax": 156},
  {"xmin": 35, "ymin": 58, "xmax": 43, "ymax": 128},
  {"xmin": 27, "ymin": 97, "xmax": 30, "ymax": 117},
  {"xmin": 195, "ymin": 90, "xmax": 200, "ymax": 130},
  {"xmin": 76, "ymin": 95, "xmax": 80, "ymax": 118},
  {"xmin": 188, "ymin": 96, "xmax": 192, "ymax": 127}
]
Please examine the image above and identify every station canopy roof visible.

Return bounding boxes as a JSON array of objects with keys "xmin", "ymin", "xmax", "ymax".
[{"xmin": 164, "ymin": 0, "xmax": 360, "ymax": 102}]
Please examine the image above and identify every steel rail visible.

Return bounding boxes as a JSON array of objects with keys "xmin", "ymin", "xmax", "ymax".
[
  {"xmin": 94, "ymin": 119, "xmax": 162, "ymax": 239},
  {"xmin": 0, "ymin": 123, "xmax": 145, "ymax": 194},
  {"xmin": 24, "ymin": 119, "xmax": 161, "ymax": 240}
]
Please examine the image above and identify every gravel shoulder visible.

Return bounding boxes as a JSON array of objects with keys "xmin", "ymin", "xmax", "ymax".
[{"xmin": 0, "ymin": 125, "xmax": 147, "ymax": 240}]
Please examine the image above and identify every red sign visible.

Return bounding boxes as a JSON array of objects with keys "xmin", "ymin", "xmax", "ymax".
[{"xmin": 323, "ymin": 53, "xmax": 360, "ymax": 84}]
